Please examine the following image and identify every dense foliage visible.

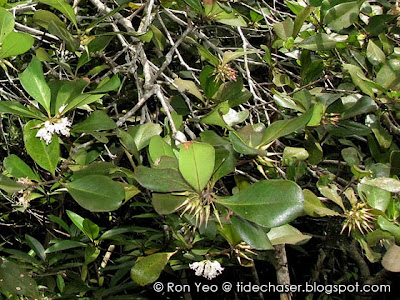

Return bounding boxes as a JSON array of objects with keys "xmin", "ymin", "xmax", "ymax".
[{"xmin": 0, "ymin": 0, "xmax": 399, "ymax": 299}]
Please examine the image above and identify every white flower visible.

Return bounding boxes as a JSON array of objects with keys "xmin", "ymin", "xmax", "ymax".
[
  {"xmin": 35, "ymin": 117, "xmax": 72, "ymax": 145},
  {"xmin": 36, "ymin": 127, "xmax": 53, "ymax": 145},
  {"xmin": 189, "ymin": 260, "xmax": 224, "ymax": 280}
]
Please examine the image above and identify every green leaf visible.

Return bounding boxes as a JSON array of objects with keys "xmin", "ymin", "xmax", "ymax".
[
  {"xmin": 377, "ymin": 216, "xmax": 400, "ymax": 243},
  {"xmin": 340, "ymin": 96, "xmax": 377, "ymax": 120},
  {"xmin": 0, "ymin": 101, "xmax": 43, "ymax": 119},
  {"xmin": 0, "ymin": 174, "xmax": 26, "ymax": 193},
  {"xmin": 4, "ymin": 154, "xmax": 40, "ymax": 181},
  {"xmin": 215, "ymin": 180, "xmax": 304, "ymax": 227},
  {"xmin": 298, "ymin": 33, "xmax": 340, "ymax": 51},
  {"xmin": 273, "ymin": 17, "xmax": 294, "ymax": 40},
  {"xmin": 178, "ymin": 142, "xmax": 215, "ymax": 192},
  {"xmin": 45, "ymin": 240, "xmax": 86, "ymax": 253},
  {"xmin": 64, "ymin": 93, "xmax": 105, "ymax": 113},
  {"xmin": 23, "ymin": 120, "xmax": 60, "ymax": 176},
  {"xmin": 323, "ymin": 1, "xmax": 359, "ymax": 31},
  {"xmin": 85, "ymin": 245, "xmax": 100, "ymax": 265},
  {"xmin": 77, "ymin": 36, "xmax": 114, "ymax": 70},
  {"xmin": 293, "ymin": 6, "xmax": 314, "ymax": 37},
  {"xmin": 267, "ymin": 224, "xmax": 312, "ymax": 245},
  {"xmin": 173, "ymin": 78, "xmax": 204, "ymax": 101},
  {"xmin": 150, "ymin": 24, "xmax": 167, "ymax": 51},
  {"xmin": 199, "ymin": 65, "xmax": 220, "ymax": 100},
  {"xmin": 183, "ymin": 0, "xmax": 202, "ymax": 12},
  {"xmin": 133, "ymin": 166, "xmax": 193, "ymax": 192},
  {"xmin": 152, "ymin": 193, "xmax": 187, "ymax": 215},
  {"xmin": 376, "ymin": 59, "xmax": 400, "ymax": 90},
  {"xmin": 33, "ymin": 10, "xmax": 65, "ymax": 29},
  {"xmin": 0, "ymin": 32, "xmax": 34, "ymax": 59},
  {"xmin": 282, "ymin": 147, "xmax": 309, "ymax": 166},
  {"xmin": 360, "ymin": 177, "xmax": 400, "ymax": 193},
  {"xmin": 66, "ymin": 175, "xmax": 125, "ymax": 212},
  {"xmin": 148, "ymin": 135, "xmax": 175, "ymax": 162},
  {"xmin": 25, "ymin": 234, "xmax": 46, "ymax": 261},
  {"xmin": 130, "ymin": 252, "xmax": 175, "ymax": 286},
  {"xmin": 54, "ymin": 78, "xmax": 89, "ymax": 114},
  {"xmin": 258, "ymin": 108, "xmax": 313, "ymax": 147},
  {"xmin": 66, "ymin": 210, "xmax": 85, "ymax": 233},
  {"xmin": 48, "ymin": 21, "xmax": 80, "ymax": 52},
  {"xmin": 230, "ymin": 216, "xmax": 273, "ymax": 250},
  {"xmin": 73, "ymin": 110, "xmax": 117, "ymax": 133},
  {"xmin": 366, "ymin": 40, "xmax": 385, "ymax": 66},
  {"xmin": 0, "ymin": 259, "xmax": 39, "ymax": 298},
  {"xmin": 358, "ymin": 183, "xmax": 390, "ymax": 212},
  {"xmin": 39, "ymin": 0, "xmax": 77, "ymax": 28},
  {"xmin": 303, "ymin": 189, "xmax": 340, "ymax": 217},
  {"xmin": 343, "ymin": 64, "xmax": 375, "ymax": 98},
  {"xmin": 127, "ymin": 123, "xmax": 162, "ymax": 151},
  {"xmin": 19, "ymin": 56, "xmax": 52, "ymax": 114},
  {"xmin": 83, "ymin": 218, "xmax": 100, "ymax": 240},
  {"xmin": 91, "ymin": 75, "xmax": 121, "ymax": 93},
  {"xmin": 0, "ymin": 7, "xmax": 14, "ymax": 43}
]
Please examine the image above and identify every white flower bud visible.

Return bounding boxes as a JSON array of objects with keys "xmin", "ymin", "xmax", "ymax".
[{"xmin": 189, "ymin": 260, "xmax": 224, "ymax": 280}]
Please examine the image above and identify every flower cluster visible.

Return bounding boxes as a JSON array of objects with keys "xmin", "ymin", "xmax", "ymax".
[
  {"xmin": 36, "ymin": 117, "xmax": 72, "ymax": 145},
  {"xmin": 213, "ymin": 63, "xmax": 237, "ymax": 82},
  {"xmin": 189, "ymin": 260, "xmax": 224, "ymax": 280}
]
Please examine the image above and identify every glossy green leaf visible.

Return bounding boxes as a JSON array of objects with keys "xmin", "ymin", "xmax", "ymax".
[
  {"xmin": 178, "ymin": 142, "xmax": 215, "ymax": 191},
  {"xmin": 298, "ymin": 33, "xmax": 339, "ymax": 51},
  {"xmin": 4, "ymin": 154, "xmax": 40, "ymax": 181},
  {"xmin": 150, "ymin": 24, "xmax": 167, "ymax": 51},
  {"xmin": 215, "ymin": 180, "xmax": 304, "ymax": 227},
  {"xmin": 340, "ymin": 96, "xmax": 377, "ymax": 120},
  {"xmin": 229, "ymin": 131, "xmax": 267, "ymax": 155},
  {"xmin": 231, "ymin": 216, "xmax": 273, "ymax": 250},
  {"xmin": 23, "ymin": 120, "xmax": 60, "ymax": 176},
  {"xmin": 83, "ymin": 218, "xmax": 100, "ymax": 240},
  {"xmin": 0, "ymin": 32, "xmax": 34, "ymax": 59},
  {"xmin": 0, "ymin": 259, "xmax": 39, "ymax": 298},
  {"xmin": 39, "ymin": 0, "xmax": 77, "ymax": 28},
  {"xmin": 259, "ymin": 108, "xmax": 313, "ymax": 147},
  {"xmin": 64, "ymin": 93, "xmax": 105, "ymax": 113},
  {"xmin": 200, "ymin": 65, "xmax": 221, "ymax": 99},
  {"xmin": 48, "ymin": 21, "xmax": 80, "ymax": 52},
  {"xmin": 131, "ymin": 252, "xmax": 175, "ymax": 286},
  {"xmin": 66, "ymin": 210, "xmax": 85, "ymax": 233},
  {"xmin": 323, "ymin": 1, "xmax": 359, "ymax": 31},
  {"xmin": 54, "ymin": 78, "xmax": 89, "ymax": 114},
  {"xmin": 183, "ymin": 0, "xmax": 202, "ymax": 12},
  {"xmin": 77, "ymin": 36, "xmax": 114, "ymax": 70},
  {"xmin": 133, "ymin": 166, "xmax": 193, "ymax": 192},
  {"xmin": 73, "ymin": 110, "xmax": 117, "ymax": 132},
  {"xmin": 343, "ymin": 64, "xmax": 375, "ymax": 98},
  {"xmin": 0, "ymin": 101, "xmax": 43, "ymax": 119},
  {"xmin": 360, "ymin": 177, "xmax": 400, "ymax": 193},
  {"xmin": 91, "ymin": 75, "xmax": 121, "ymax": 93},
  {"xmin": 152, "ymin": 193, "xmax": 187, "ymax": 215},
  {"xmin": 293, "ymin": 6, "xmax": 314, "ymax": 37},
  {"xmin": 377, "ymin": 216, "xmax": 400, "ymax": 243},
  {"xmin": 66, "ymin": 175, "xmax": 125, "ymax": 212},
  {"xmin": 274, "ymin": 18, "xmax": 294, "ymax": 40},
  {"xmin": 367, "ymin": 40, "xmax": 385, "ymax": 66},
  {"xmin": 33, "ymin": 9, "xmax": 64, "ymax": 29},
  {"xmin": 25, "ymin": 234, "xmax": 46, "ymax": 261},
  {"xmin": 19, "ymin": 56, "xmax": 52, "ymax": 113},
  {"xmin": 128, "ymin": 123, "xmax": 162, "ymax": 151},
  {"xmin": 0, "ymin": 8, "xmax": 14, "ymax": 43},
  {"xmin": 303, "ymin": 189, "xmax": 340, "ymax": 217},
  {"xmin": 358, "ymin": 183, "xmax": 390, "ymax": 212},
  {"xmin": 45, "ymin": 240, "xmax": 86, "ymax": 253},
  {"xmin": 376, "ymin": 59, "xmax": 400, "ymax": 90}
]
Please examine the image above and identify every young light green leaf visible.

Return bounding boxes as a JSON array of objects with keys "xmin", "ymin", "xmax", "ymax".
[
  {"xmin": 127, "ymin": 123, "xmax": 162, "ymax": 151},
  {"xmin": 23, "ymin": 120, "xmax": 60, "ymax": 176},
  {"xmin": 148, "ymin": 135, "xmax": 175, "ymax": 162},
  {"xmin": 267, "ymin": 224, "xmax": 312, "ymax": 245},
  {"xmin": 178, "ymin": 142, "xmax": 215, "ymax": 192},
  {"xmin": 0, "ymin": 7, "xmax": 14, "ymax": 43},
  {"xmin": 66, "ymin": 175, "xmax": 125, "ymax": 212},
  {"xmin": 0, "ymin": 32, "xmax": 34, "ymax": 59},
  {"xmin": 215, "ymin": 180, "xmax": 304, "ymax": 228},
  {"xmin": 130, "ymin": 252, "xmax": 175, "ymax": 286},
  {"xmin": 19, "ymin": 56, "xmax": 52, "ymax": 114}
]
